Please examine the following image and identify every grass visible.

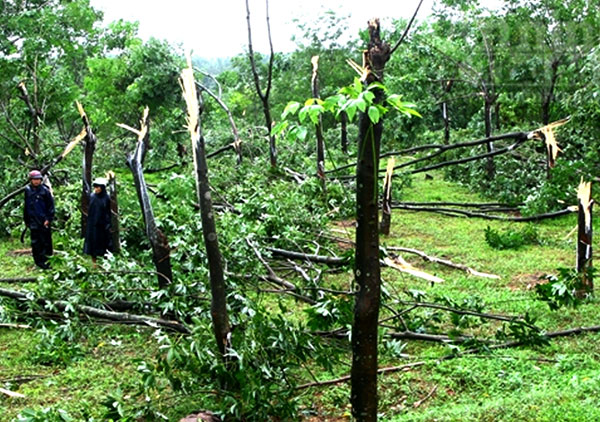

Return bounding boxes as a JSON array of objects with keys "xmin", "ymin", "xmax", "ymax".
[{"xmin": 1, "ymin": 171, "xmax": 599, "ymax": 421}]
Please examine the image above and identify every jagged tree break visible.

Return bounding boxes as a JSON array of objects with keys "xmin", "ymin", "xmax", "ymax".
[
  {"xmin": 121, "ymin": 108, "xmax": 173, "ymax": 289},
  {"xmin": 576, "ymin": 179, "xmax": 593, "ymax": 294},
  {"xmin": 351, "ymin": 19, "xmax": 390, "ymax": 422},
  {"xmin": 181, "ymin": 56, "xmax": 231, "ymax": 359},
  {"xmin": 77, "ymin": 101, "xmax": 97, "ymax": 237}
]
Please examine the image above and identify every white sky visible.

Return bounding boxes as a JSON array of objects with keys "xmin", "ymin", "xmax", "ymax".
[{"xmin": 89, "ymin": 0, "xmax": 441, "ymax": 57}]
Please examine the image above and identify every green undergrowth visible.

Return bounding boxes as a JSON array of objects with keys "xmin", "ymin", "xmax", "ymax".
[{"xmin": 1, "ymin": 170, "xmax": 599, "ymax": 421}]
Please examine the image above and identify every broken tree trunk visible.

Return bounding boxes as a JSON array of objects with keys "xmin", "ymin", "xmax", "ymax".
[
  {"xmin": 181, "ymin": 57, "xmax": 232, "ymax": 359},
  {"xmin": 121, "ymin": 108, "xmax": 173, "ymax": 289},
  {"xmin": 351, "ymin": 19, "xmax": 390, "ymax": 422},
  {"xmin": 311, "ymin": 55, "xmax": 326, "ymax": 192},
  {"xmin": 0, "ymin": 287, "xmax": 188, "ymax": 333},
  {"xmin": 576, "ymin": 180, "xmax": 593, "ymax": 295},
  {"xmin": 77, "ymin": 102, "xmax": 97, "ymax": 238},
  {"xmin": 379, "ymin": 157, "xmax": 395, "ymax": 235},
  {"xmin": 107, "ymin": 171, "xmax": 121, "ymax": 254}
]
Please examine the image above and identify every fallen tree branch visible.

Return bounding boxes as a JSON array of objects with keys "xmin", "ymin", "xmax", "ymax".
[
  {"xmin": 0, "ymin": 387, "xmax": 25, "ymax": 398},
  {"xmin": 0, "ymin": 323, "xmax": 31, "ymax": 329},
  {"xmin": 266, "ymin": 247, "xmax": 349, "ymax": 267},
  {"xmin": 390, "ymin": 204, "xmax": 576, "ymax": 222},
  {"xmin": 0, "ymin": 277, "xmax": 38, "ymax": 283},
  {"xmin": 327, "ymin": 131, "xmax": 530, "ymax": 175},
  {"xmin": 387, "ymin": 248, "xmax": 500, "ymax": 279},
  {"xmin": 413, "ymin": 385, "xmax": 438, "ymax": 408},
  {"xmin": 296, "ymin": 361, "xmax": 426, "ymax": 390},
  {"xmin": 0, "ymin": 287, "xmax": 189, "ymax": 333}
]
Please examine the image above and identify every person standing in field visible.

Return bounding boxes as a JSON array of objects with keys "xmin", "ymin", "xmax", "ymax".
[
  {"xmin": 24, "ymin": 170, "xmax": 55, "ymax": 270},
  {"xmin": 83, "ymin": 177, "xmax": 113, "ymax": 265}
]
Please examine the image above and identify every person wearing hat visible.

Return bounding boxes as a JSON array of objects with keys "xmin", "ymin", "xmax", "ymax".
[
  {"xmin": 83, "ymin": 177, "xmax": 113, "ymax": 265},
  {"xmin": 24, "ymin": 170, "xmax": 55, "ymax": 269}
]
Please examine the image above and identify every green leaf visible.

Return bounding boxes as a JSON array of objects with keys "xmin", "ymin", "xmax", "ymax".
[
  {"xmin": 345, "ymin": 104, "xmax": 357, "ymax": 122},
  {"xmin": 282, "ymin": 101, "xmax": 300, "ymax": 119},
  {"xmin": 368, "ymin": 105, "xmax": 380, "ymax": 123},
  {"xmin": 271, "ymin": 120, "xmax": 289, "ymax": 136},
  {"xmin": 353, "ymin": 77, "xmax": 363, "ymax": 94},
  {"xmin": 351, "ymin": 98, "xmax": 367, "ymax": 112}
]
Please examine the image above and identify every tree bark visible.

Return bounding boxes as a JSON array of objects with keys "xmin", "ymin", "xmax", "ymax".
[
  {"xmin": 340, "ymin": 110, "xmax": 349, "ymax": 153},
  {"xmin": 576, "ymin": 181, "xmax": 593, "ymax": 295},
  {"xmin": 245, "ymin": 0, "xmax": 276, "ymax": 167},
  {"xmin": 311, "ymin": 55, "xmax": 326, "ymax": 192},
  {"xmin": 122, "ymin": 108, "xmax": 173, "ymax": 289},
  {"xmin": 107, "ymin": 171, "xmax": 121, "ymax": 254},
  {"xmin": 181, "ymin": 59, "xmax": 232, "ymax": 360},
  {"xmin": 16, "ymin": 81, "xmax": 42, "ymax": 156},
  {"xmin": 77, "ymin": 102, "xmax": 97, "ymax": 238},
  {"xmin": 484, "ymin": 97, "xmax": 495, "ymax": 180},
  {"xmin": 379, "ymin": 158, "xmax": 394, "ymax": 235},
  {"xmin": 351, "ymin": 19, "xmax": 390, "ymax": 422}
]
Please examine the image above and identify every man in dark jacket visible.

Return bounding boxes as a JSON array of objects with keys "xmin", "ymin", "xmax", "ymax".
[
  {"xmin": 83, "ymin": 177, "xmax": 113, "ymax": 265},
  {"xmin": 24, "ymin": 170, "xmax": 55, "ymax": 269}
]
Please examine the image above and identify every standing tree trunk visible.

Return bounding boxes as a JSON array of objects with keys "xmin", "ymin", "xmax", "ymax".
[
  {"xmin": 16, "ymin": 81, "xmax": 42, "ymax": 157},
  {"xmin": 340, "ymin": 110, "xmax": 349, "ymax": 153},
  {"xmin": 107, "ymin": 171, "xmax": 121, "ymax": 254},
  {"xmin": 440, "ymin": 79, "xmax": 453, "ymax": 144},
  {"xmin": 379, "ymin": 158, "xmax": 395, "ymax": 235},
  {"xmin": 121, "ymin": 108, "xmax": 173, "ymax": 289},
  {"xmin": 541, "ymin": 59, "xmax": 560, "ymax": 125},
  {"xmin": 483, "ymin": 96, "xmax": 495, "ymax": 180},
  {"xmin": 181, "ymin": 57, "xmax": 232, "ymax": 359},
  {"xmin": 576, "ymin": 180, "xmax": 593, "ymax": 296},
  {"xmin": 351, "ymin": 19, "xmax": 390, "ymax": 422},
  {"xmin": 245, "ymin": 0, "xmax": 276, "ymax": 167},
  {"xmin": 77, "ymin": 102, "xmax": 97, "ymax": 238},
  {"xmin": 311, "ymin": 55, "xmax": 326, "ymax": 191}
]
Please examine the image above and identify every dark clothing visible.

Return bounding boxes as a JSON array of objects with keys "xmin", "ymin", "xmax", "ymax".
[
  {"xmin": 83, "ymin": 190, "xmax": 112, "ymax": 258},
  {"xmin": 23, "ymin": 184, "xmax": 55, "ymax": 269},
  {"xmin": 24, "ymin": 184, "xmax": 55, "ymax": 230},
  {"xmin": 31, "ymin": 227, "xmax": 53, "ymax": 269}
]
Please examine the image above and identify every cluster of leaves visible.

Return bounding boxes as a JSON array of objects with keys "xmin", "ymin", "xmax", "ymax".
[
  {"xmin": 484, "ymin": 224, "xmax": 540, "ymax": 250},
  {"xmin": 535, "ymin": 267, "xmax": 594, "ymax": 310},
  {"xmin": 14, "ymin": 407, "xmax": 74, "ymax": 422},
  {"xmin": 131, "ymin": 301, "xmax": 339, "ymax": 421},
  {"xmin": 273, "ymin": 77, "xmax": 420, "ymax": 142}
]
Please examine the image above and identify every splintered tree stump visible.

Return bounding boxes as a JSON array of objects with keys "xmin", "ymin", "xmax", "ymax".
[
  {"xmin": 576, "ymin": 180, "xmax": 593, "ymax": 296},
  {"xmin": 121, "ymin": 108, "xmax": 173, "ymax": 288}
]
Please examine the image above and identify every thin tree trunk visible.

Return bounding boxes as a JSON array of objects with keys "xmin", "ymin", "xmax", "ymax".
[
  {"xmin": 341, "ymin": 110, "xmax": 349, "ymax": 153},
  {"xmin": 541, "ymin": 59, "xmax": 560, "ymax": 125},
  {"xmin": 351, "ymin": 19, "xmax": 390, "ymax": 422},
  {"xmin": 107, "ymin": 171, "xmax": 121, "ymax": 254},
  {"xmin": 484, "ymin": 97, "xmax": 495, "ymax": 180},
  {"xmin": 121, "ymin": 108, "xmax": 173, "ymax": 289},
  {"xmin": 181, "ymin": 58, "xmax": 231, "ymax": 359},
  {"xmin": 576, "ymin": 181, "xmax": 593, "ymax": 295},
  {"xmin": 77, "ymin": 102, "xmax": 97, "ymax": 238},
  {"xmin": 379, "ymin": 158, "xmax": 395, "ymax": 235},
  {"xmin": 245, "ymin": 0, "xmax": 276, "ymax": 167},
  {"xmin": 311, "ymin": 56, "xmax": 326, "ymax": 191},
  {"xmin": 16, "ymin": 81, "xmax": 42, "ymax": 157}
]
